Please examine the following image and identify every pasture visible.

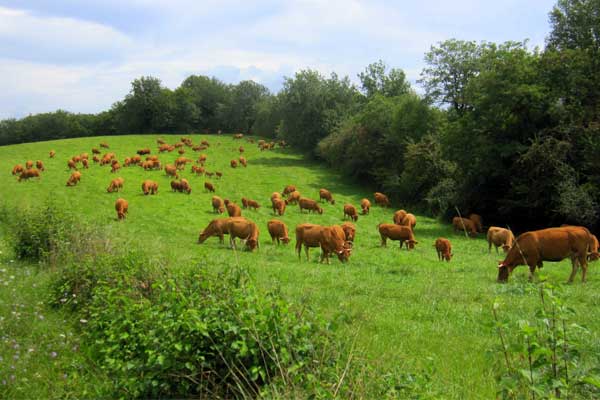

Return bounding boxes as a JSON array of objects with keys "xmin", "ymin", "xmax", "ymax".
[{"xmin": 1, "ymin": 134, "xmax": 600, "ymax": 398}]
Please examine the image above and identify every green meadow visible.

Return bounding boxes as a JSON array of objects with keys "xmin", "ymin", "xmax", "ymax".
[{"xmin": 1, "ymin": 134, "xmax": 599, "ymax": 398}]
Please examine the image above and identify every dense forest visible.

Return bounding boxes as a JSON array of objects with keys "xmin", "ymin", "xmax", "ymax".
[{"xmin": 2, "ymin": 0, "xmax": 599, "ymax": 230}]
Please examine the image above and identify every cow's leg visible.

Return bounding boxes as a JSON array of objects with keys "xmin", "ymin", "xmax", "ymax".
[
  {"xmin": 567, "ymin": 256, "xmax": 581, "ymax": 283},
  {"xmin": 528, "ymin": 263, "xmax": 537, "ymax": 281},
  {"xmin": 296, "ymin": 242, "xmax": 302, "ymax": 260},
  {"xmin": 581, "ymin": 257, "xmax": 588, "ymax": 283},
  {"xmin": 380, "ymin": 235, "xmax": 386, "ymax": 247},
  {"xmin": 219, "ymin": 234, "xmax": 224, "ymax": 244},
  {"xmin": 305, "ymin": 246, "xmax": 311, "ymax": 261}
]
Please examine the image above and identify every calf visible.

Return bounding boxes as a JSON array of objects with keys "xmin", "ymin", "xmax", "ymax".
[
  {"xmin": 434, "ymin": 238, "xmax": 452, "ymax": 261},
  {"xmin": 204, "ymin": 182, "xmax": 215, "ymax": 192},
  {"xmin": 343, "ymin": 204, "xmax": 359, "ymax": 221},
  {"xmin": 287, "ymin": 190, "xmax": 301, "ymax": 205},
  {"xmin": 341, "ymin": 222, "xmax": 356, "ymax": 242},
  {"xmin": 25, "ymin": 160, "xmax": 34, "ymax": 169},
  {"xmin": 165, "ymin": 164, "xmax": 179, "ymax": 179},
  {"xmin": 360, "ymin": 198, "xmax": 371, "ymax": 215},
  {"xmin": 12, "ymin": 164, "xmax": 24, "ymax": 175},
  {"xmin": 267, "ymin": 219, "xmax": 290, "ymax": 244},
  {"xmin": 272, "ymin": 198, "xmax": 287, "ymax": 216},
  {"xmin": 452, "ymin": 217, "xmax": 478, "ymax": 237},
  {"xmin": 230, "ymin": 159, "xmax": 238, "ymax": 168},
  {"xmin": 378, "ymin": 223, "xmax": 418, "ymax": 250},
  {"xmin": 374, "ymin": 192, "xmax": 391, "ymax": 207},
  {"xmin": 49, "ymin": 150, "xmax": 56, "ymax": 158},
  {"xmin": 299, "ymin": 198, "xmax": 323, "ymax": 214},
  {"xmin": 246, "ymin": 199, "xmax": 260, "ymax": 210},
  {"xmin": 107, "ymin": 177, "xmax": 124, "ymax": 193},
  {"xmin": 66, "ymin": 171, "xmax": 82, "ymax": 186},
  {"xmin": 35, "ymin": 160, "xmax": 45, "ymax": 171},
  {"xmin": 283, "ymin": 185, "xmax": 296, "ymax": 196},
  {"xmin": 212, "ymin": 196, "xmax": 225, "ymax": 213},
  {"xmin": 115, "ymin": 198, "xmax": 128, "ymax": 220}
]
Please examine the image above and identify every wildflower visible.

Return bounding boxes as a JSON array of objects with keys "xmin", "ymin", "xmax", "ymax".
[
  {"xmin": 50, "ymin": 351, "xmax": 57, "ymax": 358},
  {"xmin": 80, "ymin": 319, "xmax": 88, "ymax": 324}
]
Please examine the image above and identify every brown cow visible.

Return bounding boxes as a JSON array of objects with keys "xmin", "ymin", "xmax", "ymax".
[
  {"xmin": 81, "ymin": 159, "xmax": 89, "ymax": 169},
  {"xmin": 18, "ymin": 169, "xmax": 40, "ymax": 181},
  {"xmin": 267, "ymin": 219, "xmax": 290, "ymax": 245},
  {"xmin": 137, "ymin": 148, "xmax": 151, "ymax": 155},
  {"xmin": 100, "ymin": 142, "xmax": 109, "ymax": 149},
  {"xmin": 295, "ymin": 224, "xmax": 351, "ymax": 263},
  {"xmin": 393, "ymin": 210, "xmax": 407, "ymax": 225},
  {"xmin": 158, "ymin": 144, "xmax": 171, "ymax": 153},
  {"xmin": 68, "ymin": 159, "xmax": 77, "ymax": 170},
  {"xmin": 171, "ymin": 179, "xmax": 191, "ymax": 194},
  {"xmin": 319, "ymin": 189, "xmax": 335, "ymax": 204},
  {"xmin": 230, "ymin": 159, "xmax": 238, "ymax": 168},
  {"xmin": 111, "ymin": 162, "xmax": 121, "ymax": 173},
  {"xmin": 360, "ymin": 199, "xmax": 371, "ymax": 215},
  {"xmin": 283, "ymin": 185, "xmax": 296, "ymax": 196},
  {"xmin": 239, "ymin": 146, "xmax": 245, "ymax": 153},
  {"xmin": 589, "ymin": 234, "xmax": 600, "ymax": 261},
  {"xmin": 374, "ymin": 192, "xmax": 391, "ymax": 207},
  {"xmin": 164, "ymin": 164, "xmax": 179, "ymax": 179},
  {"xmin": 66, "ymin": 171, "xmax": 82, "ymax": 186},
  {"xmin": 198, "ymin": 154, "xmax": 207, "ymax": 163},
  {"xmin": 25, "ymin": 160, "xmax": 34, "ymax": 169},
  {"xmin": 299, "ymin": 198, "xmax": 323, "ymax": 214},
  {"xmin": 246, "ymin": 199, "xmax": 260, "ymax": 210},
  {"xmin": 341, "ymin": 222, "xmax": 356, "ymax": 242},
  {"xmin": 469, "ymin": 213, "xmax": 483, "ymax": 233},
  {"xmin": 204, "ymin": 182, "xmax": 215, "ymax": 192},
  {"xmin": 191, "ymin": 165, "xmax": 205, "ymax": 175},
  {"xmin": 272, "ymin": 198, "xmax": 287, "ymax": 216},
  {"xmin": 401, "ymin": 213, "xmax": 417, "ymax": 230},
  {"xmin": 215, "ymin": 171, "xmax": 222, "ymax": 179},
  {"xmin": 226, "ymin": 217, "xmax": 259, "ymax": 251},
  {"xmin": 115, "ymin": 198, "xmax": 128, "ymax": 220},
  {"xmin": 434, "ymin": 238, "xmax": 453, "ymax": 261},
  {"xmin": 93, "ymin": 155, "xmax": 100, "ymax": 163},
  {"xmin": 204, "ymin": 171, "xmax": 214, "ymax": 178},
  {"xmin": 212, "ymin": 196, "xmax": 225, "ymax": 214},
  {"xmin": 80, "ymin": 153, "xmax": 89, "ymax": 160},
  {"xmin": 241, "ymin": 197, "xmax": 249, "ymax": 209},
  {"xmin": 227, "ymin": 202, "xmax": 242, "ymax": 217},
  {"xmin": 107, "ymin": 177, "xmax": 124, "ymax": 193},
  {"xmin": 198, "ymin": 218, "xmax": 232, "ymax": 244},
  {"xmin": 49, "ymin": 150, "xmax": 56, "ymax": 158},
  {"xmin": 452, "ymin": 217, "xmax": 478, "ymax": 237},
  {"xmin": 343, "ymin": 204, "xmax": 358, "ymax": 222},
  {"xmin": 239, "ymin": 156, "xmax": 247, "ymax": 167},
  {"xmin": 141, "ymin": 180, "xmax": 158, "ymax": 195},
  {"xmin": 487, "ymin": 227, "xmax": 515, "ymax": 253},
  {"xmin": 12, "ymin": 164, "xmax": 24, "ymax": 175},
  {"xmin": 287, "ymin": 191, "xmax": 301, "ymax": 205},
  {"xmin": 92, "ymin": 148, "xmax": 101, "ymax": 154},
  {"xmin": 378, "ymin": 223, "xmax": 418, "ymax": 250},
  {"xmin": 35, "ymin": 160, "xmax": 45, "ymax": 171},
  {"xmin": 498, "ymin": 226, "xmax": 591, "ymax": 283}
]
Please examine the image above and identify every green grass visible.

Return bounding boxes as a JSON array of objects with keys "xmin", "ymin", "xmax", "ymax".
[{"xmin": 1, "ymin": 134, "xmax": 600, "ymax": 398}]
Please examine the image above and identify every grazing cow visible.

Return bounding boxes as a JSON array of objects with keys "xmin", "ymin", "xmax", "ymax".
[
  {"xmin": 81, "ymin": 159, "xmax": 89, "ymax": 169},
  {"xmin": 343, "ymin": 204, "xmax": 359, "ymax": 222},
  {"xmin": 341, "ymin": 222, "xmax": 356, "ymax": 242},
  {"xmin": 233, "ymin": 133, "xmax": 244, "ymax": 139},
  {"xmin": 80, "ymin": 153, "xmax": 89, "ymax": 160},
  {"xmin": 239, "ymin": 156, "xmax": 247, "ymax": 167},
  {"xmin": 287, "ymin": 190, "xmax": 301, "ymax": 205},
  {"xmin": 171, "ymin": 179, "xmax": 191, "ymax": 194},
  {"xmin": 198, "ymin": 218, "xmax": 232, "ymax": 244},
  {"xmin": 452, "ymin": 217, "xmax": 478, "ymax": 237},
  {"xmin": 204, "ymin": 182, "xmax": 215, "ymax": 192},
  {"xmin": 107, "ymin": 177, "xmax": 124, "ymax": 193},
  {"xmin": 137, "ymin": 148, "xmax": 151, "ymax": 155},
  {"xmin": 469, "ymin": 213, "xmax": 483, "ymax": 233},
  {"xmin": 378, "ymin": 223, "xmax": 418, "ymax": 250},
  {"xmin": 158, "ymin": 144, "xmax": 171, "ymax": 153},
  {"xmin": 267, "ymin": 219, "xmax": 290, "ymax": 245},
  {"xmin": 24, "ymin": 160, "xmax": 33, "ymax": 169},
  {"xmin": 319, "ymin": 189, "xmax": 335, "ymax": 204},
  {"xmin": 191, "ymin": 165, "xmax": 205, "ymax": 175},
  {"xmin": 283, "ymin": 185, "xmax": 296, "ymax": 196},
  {"xmin": 67, "ymin": 160, "xmax": 77, "ymax": 170},
  {"xmin": 272, "ymin": 198, "xmax": 287, "ymax": 216},
  {"xmin": 92, "ymin": 155, "xmax": 100, "ymax": 163},
  {"xmin": 49, "ymin": 150, "xmax": 56, "ymax": 158},
  {"xmin": 434, "ymin": 238, "xmax": 453, "ymax": 261},
  {"xmin": 227, "ymin": 202, "xmax": 242, "ymax": 217},
  {"xmin": 100, "ymin": 142, "xmax": 109, "ymax": 149},
  {"xmin": 241, "ymin": 197, "xmax": 249, "ymax": 209},
  {"xmin": 374, "ymin": 192, "xmax": 391, "ymax": 207},
  {"xmin": 393, "ymin": 210, "xmax": 408, "ymax": 225},
  {"xmin": 12, "ymin": 164, "xmax": 24, "ymax": 175},
  {"xmin": 295, "ymin": 224, "xmax": 352, "ymax": 263},
  {"xmin": 91, "ymin": 148, "xmax": 101, "ymax": 154},
  {"xmin": 201, "ymin": 140, "xmax": 210, "ymax": 147},
  {"xmin": 230, "ymin": 159, "xmax": 238, "ymax": 168},
  {"xmin": 175, "ymin": 157, "xmax": 192, "ymax": 170},
  {"xmin": 124, "ymin": 157, "xmax": 132, "ymax": 167},
  {"xmin": 111, "ymin": 162, "xmax": 121, "ymax": 173},
  {"xmin": 66, "ymin": 171, "xmax": 82, "ymax": 186},
  {"xmin": 246, "ymin": 199, "xmax": 260, "ymax": 210},
  {"xmin": 212, "ymin": 196, "xmax": 225, "ymax": 214},
  {"xmin": 239, "ymin": 146, "xmax": 244, "ymax": 153},
  {"xmin": 204, "ymin": 171, "xmax": 214, "ymax": 178},
  {"xmin": 589, "ymin": 234, "xmax": 600, "ymax": 261},
  {"xmin": 299, "ymin": 198, "xmax": 323, "ymax": 214},
  {"xmin": 115, "ymin": 198, "xmax": 128, "ymax": 220},
  {"xmin": 226, "ymin": 217, "xmax": 259, "ymax": 251},
  {"xmin": 141, "ymin": 180, "xmax": 158, "ymax": 195},
  {"xmin": 131, "ymin": 155, "xmax": 142, "ymax": 165},
  {"xmin": 498, "ymin": 226, "xmax": 591, "ymax": 283},
  {"xmin": 487, "ymin": 227, "xmax": 515, "ymax": 253},
  {"xmin": 401, "ymin": 213, "xmax": 417, "ymax": 230},
  {"xmin": 72, "ymin": 155, "xmax": 82, "ymax": 164},
  {"xmin": 271, "ymin": 192, "xmax": 282, "ymax": 202},
  {"xmin": 198, "ymin": 154, "xmax": 207, "ymax": 163},
  {"xmin": 18, "ymin": 168, "xmax": 40, "ymax": 181},
  {"xmin": 164, "ymin": 164, "xmax": 179, "ymax": 179}
]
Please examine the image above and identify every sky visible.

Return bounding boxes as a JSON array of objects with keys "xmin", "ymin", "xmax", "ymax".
[{"xmin": 0, "ymin": 0, "xmax": 557, "ymax": 119}]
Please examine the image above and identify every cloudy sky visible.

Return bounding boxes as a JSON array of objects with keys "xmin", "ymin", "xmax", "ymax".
[{"xmin": 0, "ymin": 0, "xmax": 556, "ymax": 119}]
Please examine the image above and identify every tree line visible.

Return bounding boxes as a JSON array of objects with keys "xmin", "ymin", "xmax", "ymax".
[{"xmin": 1, "ymin": 0, "xmax": 598, "ymax": 230}]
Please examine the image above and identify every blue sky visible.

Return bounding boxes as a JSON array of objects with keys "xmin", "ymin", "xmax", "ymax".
[{"xmin": 0, "ymin": 0, "xmax": 557, "ymax": 119}]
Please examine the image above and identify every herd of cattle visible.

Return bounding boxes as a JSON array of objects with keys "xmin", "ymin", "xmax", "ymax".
[{"xmin": 10, "ymin": 135, "xmax": 599, "ymax": 283}]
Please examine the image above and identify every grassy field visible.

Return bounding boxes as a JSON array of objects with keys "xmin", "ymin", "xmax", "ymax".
[{"xmin": 1, "ymin": 134, "xmax": 599, "ymax": 398}]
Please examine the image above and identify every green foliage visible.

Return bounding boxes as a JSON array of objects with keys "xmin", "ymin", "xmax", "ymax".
[
  {"xmin": 493, "ymin": 283, "xmax": 600, "ymax": 399},
  {"xmin": 358, "ymin": 60, "xmax": 411, "ymax": 98}
]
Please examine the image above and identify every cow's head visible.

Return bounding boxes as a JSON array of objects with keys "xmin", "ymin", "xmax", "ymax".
[
  {"xmin": 497, "ymin": 261, "xmax": 514, "ymax": 282},
  {"xmin": 445, "ymin": 252, "xmax": 453, "ymax": 261},
  {"xmin": 501, "ymin": 244, "xmax": 511, "ymax": 253},
  {"xmin": 587, "ymin": 252, "xmax": 600, "ymax": 262},
  {"xmin": 407, "ymin": 240, "xmax": 418, "ymax": 250},
  {"xmin": 352, "ymin": 214, "xmax": 358, "ymax": 222},
  {"xmin": 317, "ymin": 207, "xmax": 323, "ymax": 215},
  {"xmin": 331, "ymin": 199, "xmax": 336, "ymax": 205},
  {"xmin": 280, "ymin": 237, "xmax": 290, "ymax": 245},
  {"xmin": 246, "ymin": 239, "xmax": 258, "ymax": 251},
  {"xmin": 336, "ymin": 242, "xmax": 353, "ymax": 262}
]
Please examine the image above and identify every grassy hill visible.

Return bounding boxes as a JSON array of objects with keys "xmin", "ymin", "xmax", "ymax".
[{"xmin": 1, "ymin": 134, "xmax": 599, "ymax": 398}]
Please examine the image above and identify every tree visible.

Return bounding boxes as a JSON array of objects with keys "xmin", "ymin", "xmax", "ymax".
[
  {"xmin": 180, "ymin": 75, "xmax": 231, "ymax": 132},
  {"xmin": 119, "ymin": 76, "xmax": 175, "ymax": 133},
  {"xmin": 547, "ymin": 0, "xmax": 600, "ymax": 53},
  {"xmin": 225, "ymin": 80, "xmax": 270, "ymax": 133},
  {"xmin": 358, "ymin": 60, "xmax": 411, "ymax": 98},
  {"xmin": 419, "ymin": 39, "xmax": 482, "ymax": 114}
]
